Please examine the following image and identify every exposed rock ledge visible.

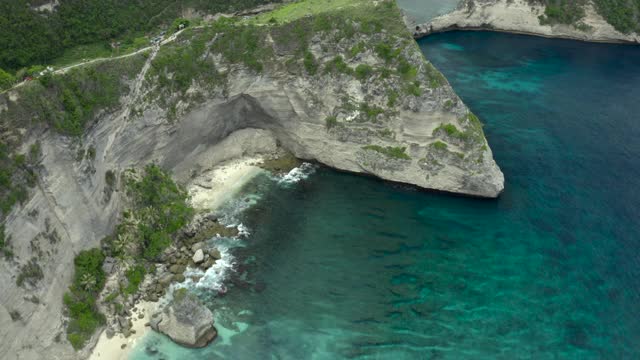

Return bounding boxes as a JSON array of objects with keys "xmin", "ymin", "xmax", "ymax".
[{"xmin": 413, "ymin": 0, "xmax": 640, "ymax": 44}]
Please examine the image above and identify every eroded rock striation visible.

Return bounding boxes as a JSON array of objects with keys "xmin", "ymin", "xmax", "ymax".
[{"xmin": 414, "ymin": 0, "xmax": 640, "ymax": 43}]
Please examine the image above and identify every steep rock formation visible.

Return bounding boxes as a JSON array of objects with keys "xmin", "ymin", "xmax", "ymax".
[
  {"xmin": 0, "ymin": 1, "xmax": 503, "ymax": 358},
  {"xmin": 415, "ymin": 0, "xmax": 640, "ymax": 43}
]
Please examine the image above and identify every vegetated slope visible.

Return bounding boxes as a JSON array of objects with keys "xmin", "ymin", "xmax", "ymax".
[
  {"xmin": 0, "ymin": 52, "xmax": 148, "ymax": 360},
  {"xmin": 0, "ymin": 0, "xmax": 281, "ymax": 71},
  {"xmin": 0, "ymin": 1, "xmax": 503, "ymax": 359},
  {"xmin": 532, "ymin": 0, "xmax": 640, "ymax": 33}
]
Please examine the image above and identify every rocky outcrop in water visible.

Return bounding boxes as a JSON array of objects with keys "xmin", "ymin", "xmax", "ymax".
[
  {"xmin": 150, "ymin": 289, "xmax": 217, "ymax": 348},
  {"xmin": 414, "ymin": 0, "xmax": 640, "ymax": 43}
]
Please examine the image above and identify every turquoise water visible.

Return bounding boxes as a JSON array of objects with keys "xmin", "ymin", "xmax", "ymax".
[{"xmin": 132, "ymin": 32, "xmax": 640, "ymax": 359}]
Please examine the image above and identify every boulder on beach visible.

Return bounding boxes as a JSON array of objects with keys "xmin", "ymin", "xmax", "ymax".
[
  {"xmin": 192, "ymin": 249, "xmax": 204, "ymax": 264},
  {"xmin": 150, "ymin": 288, "xmax": 217, "ymax": 348}
]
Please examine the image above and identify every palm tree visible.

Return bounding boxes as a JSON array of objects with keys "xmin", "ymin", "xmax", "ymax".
[{"xmin": 80, "ymin": 273, "xmax": 96, "ymax": 291}]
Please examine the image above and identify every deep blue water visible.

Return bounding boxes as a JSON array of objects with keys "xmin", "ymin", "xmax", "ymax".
[{"xmin": 132, "ymin": 32, "xmax": 640, "ymax": 359}]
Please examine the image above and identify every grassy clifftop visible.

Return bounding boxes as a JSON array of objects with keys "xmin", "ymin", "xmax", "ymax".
[
  {"xmin": 145, "ymin": 0, "xmax": 449, "ymax": 118},
  {"xmin": 0, "ymin": 0, "xmax": 282, "ymax": 71}
]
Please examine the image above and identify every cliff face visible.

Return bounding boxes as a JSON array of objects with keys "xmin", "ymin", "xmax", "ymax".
[
  {"xmin": 416, "ymin": 0, "xmax": 640, "ymax": 43},
  {"xmin": 0, "ymin": 1, "xmax": 503, "ymax": 358},
  {"xmin": 141, "ymin": 1, "xmax": 504, "ymax": 198}
]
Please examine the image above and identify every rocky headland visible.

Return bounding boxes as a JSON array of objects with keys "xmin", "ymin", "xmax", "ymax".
[
  {"xmin": 0, "ymin": 1, "xmax": 504, "ymax": 359},
  {"xmin": 413, "ymin": 0, "xmax": 640, "ymax": 44}
]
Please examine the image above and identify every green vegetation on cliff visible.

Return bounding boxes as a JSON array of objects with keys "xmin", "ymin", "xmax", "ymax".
[
  {"xmin": 0, "ymin": 68, "xmax": 15, "ymax": 91},
  {"xmin": 1, "ymin": 54, "xmax": 145, "ymax": 136},
  {"xmin": 124, "ymin": 265, "xmax": 146, "ymax": 294},
  {"xmin": 124, "ymin": 164, "xmax": 193, "ymax": 259},
  {"xmin": 63, "ymin": 248, "xmax": 106, "ymax": 349},
  {"xmin": 0, "ymin": 0, "xmax": 281, "ymax": 71},
  {"xmin": 431, "ymin": 140, "xmax": 449, "ymax": 151},
  {"xmin": 16, "ymin": 258, "xmax": 44, "ymax": 287},
  {"xmin": 535, "ymin": 0, "xmax": 587, "ymax": 26},
  {"xmin": 0, "ymin": 142, "xmax": 34, "ymax": 218},
  {"xmin": 0, "ymin": 55, "xmax": 144, "ymax": 220},
  {"xmin": 531, "ymin": 0, "xmax": 640, "ymax": 33},
  {"xmin": 363, "ymin": 145, "xmax": 411, "ymax": 160},
  {"xmin": 0, "ymin": 225, "xmax": 12, "ymax": 259},
  {"xmin": 146, "ymin": 0, "xmax": 447, "ymax": 124},
  {"xmin": 594, "ymin": 0, "xmax": 640, "ymax": 33},
  {"xmin": 63, "ymin": 165, "xmax": 193, "ymax": 349},
  {"xmin": 433, "ymin": 113, "xmax": 485, "ymax": 148}
]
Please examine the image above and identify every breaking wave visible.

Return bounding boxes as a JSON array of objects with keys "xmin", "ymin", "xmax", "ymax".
[
  {"xmin": 277, "ymin": 162, "xmax": 317, "ymax": 185},
  {"xmin": 167, "ymin": 163, "xmax": 317, "ymax": 298}
]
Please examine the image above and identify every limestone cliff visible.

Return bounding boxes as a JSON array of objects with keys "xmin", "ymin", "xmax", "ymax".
[
  {"xmin": 0, "ymin": 1, "xmax": 503, "ymax": 358},
  {"xmin": 415, "ymin": 0, "xmax": 640, "ymax": 43}
]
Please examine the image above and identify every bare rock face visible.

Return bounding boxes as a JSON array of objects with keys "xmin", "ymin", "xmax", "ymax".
[{"xmin": 151, "ymin": 289, "xmax": 216, "ymax": 348}]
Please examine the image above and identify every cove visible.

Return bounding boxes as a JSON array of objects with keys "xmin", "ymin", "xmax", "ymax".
[{"xmin": 131, "ymin": 31, "xmax": 640, "ymax": 359}]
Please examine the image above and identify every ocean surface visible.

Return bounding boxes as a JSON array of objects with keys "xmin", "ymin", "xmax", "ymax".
[{"xmin": 131, "ymin": 32, "xmax": 640, "ymax": 359}]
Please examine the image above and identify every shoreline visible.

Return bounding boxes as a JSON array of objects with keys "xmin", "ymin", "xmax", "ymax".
[
  {"xmin": 88, "ymin": 302, "xmax": 153, "ymax": 360},
  {"xmin": 88, "ymin": 156, "xmax": 267, "ymax": 360},
  {"xmin": 414, "ymin": 25, "xmax": 640, "ymax": 45},
  {"xmin": 412, "ymin": 0, "xmax": 640, "ymax": 45},
  {"xmin": 189, "ymin": 156, "xmax": 266, "ymax": 212}
]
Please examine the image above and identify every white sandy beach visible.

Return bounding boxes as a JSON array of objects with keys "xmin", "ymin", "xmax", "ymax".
[
  {"xmin": 189, "ymin": 156, "xmax": 265, "ymax": 211},
  {"xmin": 89, "ymin": 301, "xmax": 153, "ymax": 360},
  {"xmin": 89, "ymin": 156, "xmax": 265, "ymax": 360}
]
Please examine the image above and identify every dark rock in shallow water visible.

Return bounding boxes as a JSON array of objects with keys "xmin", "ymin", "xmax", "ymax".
[
  {"xmin": 209, "ymin": 249, "xmax": 222, "ymax": 260},
  {"xmin": 151, "ymin": 288, "xmax": 217, "ymax": 348},
  {"xmin": 201, "ymin": 259, "xmax": 215, "ymax": 269},
  {"xmin": 146, "ymin": 345, "xmax": 158, "ymax": 355}
]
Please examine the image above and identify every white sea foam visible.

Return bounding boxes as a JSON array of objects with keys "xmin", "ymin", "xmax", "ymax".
[
  {"xmin": 217, "ymin": 192, "xmax": 263, "ymax": 228},
  {"xmin": 168, "ymin": 163, "xmax": 318, "ymax": 299},
  {"xmin": 237, "ymin": 223, "xmax": 251, "ymax": 237},
  {"xmin": 175, "ymin": 245, "xmax": 237, "ymax": 294},
  {"xmin": 277, "ymin": 162, "xmax": 317, "ymax": 185}
]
